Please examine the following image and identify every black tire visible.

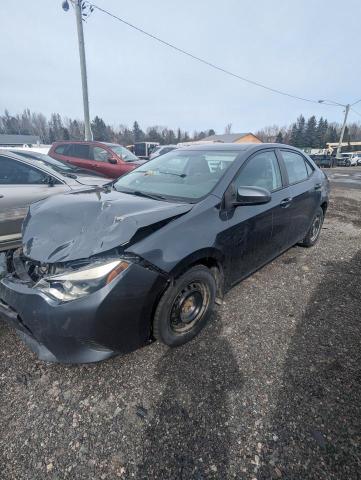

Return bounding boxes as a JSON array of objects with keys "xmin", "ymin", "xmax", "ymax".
[
  {"xmin": 346, "ymin": 160, "xmax": 351, "ymax": 167},
  {"xmin": 153, "ymin": 265, "xmax": 216, "ymax": 347},
  {"xmin": 299, "ymin": 207, "xmax": 324, "ymax": 248}
]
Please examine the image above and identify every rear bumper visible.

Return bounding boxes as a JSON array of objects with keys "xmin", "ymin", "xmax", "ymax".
[{"xmin": 0, "ymin": 263, "xmax": 168, "ymax": 364}]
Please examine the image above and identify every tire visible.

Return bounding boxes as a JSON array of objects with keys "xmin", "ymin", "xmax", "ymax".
[
  {"xmin": 299, "ymin": 207, "xmax": 324, "ymax": 248},
  {"xmin": 153, "ymin": 265, "xmax": 216, "ymax": 347},
  {"xmin": 346, "ymin": 160, "xmax": 351, "ymax": 167}
]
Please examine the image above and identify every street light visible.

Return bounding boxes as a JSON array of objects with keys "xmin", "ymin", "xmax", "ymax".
[{"xmin": 318, "ymin": 99, "xmax": 350, "ymax": 161}]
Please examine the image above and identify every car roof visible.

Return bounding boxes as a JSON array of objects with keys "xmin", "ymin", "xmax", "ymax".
[{"xmin": 176, "ymin": 142, "xmax": 301, "ymax": 152}]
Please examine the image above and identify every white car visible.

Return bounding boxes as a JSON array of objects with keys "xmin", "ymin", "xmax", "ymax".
[
  {"xmin": 340, "ymin": 153, "xmax": 359, "ymax": 166},
  {"xmin": 149, "ymin": 145, "xmax": 177, "ymax": 160}
]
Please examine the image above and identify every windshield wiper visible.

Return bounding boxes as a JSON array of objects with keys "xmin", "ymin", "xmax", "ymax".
[
  {"xmin": 159, "ymin": 171, "xmax": 187, "ymax": 178},
  {"xmin": 115, "ymin": 188, "xmax": 166, "ymax": 201},
  {"xmin": 130, "ymin": 190, "xmax": 167, "ymax": 201}
]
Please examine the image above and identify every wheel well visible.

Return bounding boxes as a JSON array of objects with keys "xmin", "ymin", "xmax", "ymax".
[
  {"xmin": 321, "ymin": 201, "xmax": 328, "ymax": 215},
  {"xmin": 175, "ymin": 257, "xmax": 224, "ymax": 301}
]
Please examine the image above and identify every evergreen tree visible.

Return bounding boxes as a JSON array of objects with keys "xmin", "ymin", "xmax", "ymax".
[
  {"xmin": 275, "ymin": 131, "xmax": 283, "ymax": 143},
  {"xmin": 132, "ymin": 121, "xmax": 144, "ymax": 142},
  {"xmin": 304, "ymin": 116, "xmax": 317, "ymax": 147},
  {"xmin": 207, "ymin": 129, "xmax": 216, "ymax": 136},
  {"xmin": 91, "ymin": 116, "xmax": 110, "ymax": 141},
  {"xmin": 289, "ymin": 124, "xmax": 298, "ymax": 146}
]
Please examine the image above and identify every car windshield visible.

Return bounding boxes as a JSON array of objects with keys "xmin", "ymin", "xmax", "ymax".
[
  {"xmin": 13, "ymin": 151, "xmax": 79, "ymax": 173},
  {"xmin": 110, "ymin": 145, "xmax": 138, "ymax": 162},
  {"xmin": 114, "ymin": 149, "xmax": 239, "ymax": 202}
]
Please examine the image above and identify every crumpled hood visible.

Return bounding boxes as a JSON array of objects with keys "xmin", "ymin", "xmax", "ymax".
[{"xmin": 22, "ymin": 188, "xmax": 193, "ymax": 263}]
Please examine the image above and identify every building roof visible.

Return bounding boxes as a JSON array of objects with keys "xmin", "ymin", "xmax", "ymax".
[
  {"xmin": 202, "ymin": 133, "xmax": 257, "ymax": 143},
  {"xmin": 0, "ymin": 134, "xmax": 40, "ymax": 145}
]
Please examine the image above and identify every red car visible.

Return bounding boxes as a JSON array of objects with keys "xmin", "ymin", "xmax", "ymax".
[{"xmin": 48, "ymin": 141, "xmax": 145, "ymax": 178}]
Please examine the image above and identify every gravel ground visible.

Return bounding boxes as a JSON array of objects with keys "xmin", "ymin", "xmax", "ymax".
[{"xmin": 0, "ymin": 179, "xmax": 360, "ymax": 479}]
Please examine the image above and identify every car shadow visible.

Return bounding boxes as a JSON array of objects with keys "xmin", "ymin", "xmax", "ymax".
[
  {"xmin": 136, "ymin": 313, "xmax": 244, "ymax": 479},
  {"xmin": 258, "ymin": 251, "xmax": 361, "ymax": 479}
]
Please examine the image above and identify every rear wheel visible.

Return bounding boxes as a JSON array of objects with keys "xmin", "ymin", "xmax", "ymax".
[
  {"xmin": 299, "ymin": 207, "xmax": 324, "ymax": 248},
  {"xmin": 153, "ymin": 265, "xmax": 216, "ymax": 347}
]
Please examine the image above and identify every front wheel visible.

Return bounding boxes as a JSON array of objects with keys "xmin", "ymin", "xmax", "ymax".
[
  {"xmin": 153, "ymin": 265, "xmax": 216, "ymax": 347},
  {"xmin": 299, "ymin": 207, "xmax": 324, "ymax": 248}
]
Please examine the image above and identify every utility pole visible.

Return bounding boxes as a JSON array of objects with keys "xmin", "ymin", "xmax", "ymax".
[
  {"xmin": 336, "ymin": 104, "xmax": 350, "ymax": 159},
  {"xmin": 74, "ymin": 0, "xmax": 92, "ymax": 140}
]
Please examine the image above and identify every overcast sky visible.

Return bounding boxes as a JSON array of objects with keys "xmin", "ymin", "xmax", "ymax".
[{"xmin": 1, "ymin": 0, "xmax": 360, "ymax": 133}]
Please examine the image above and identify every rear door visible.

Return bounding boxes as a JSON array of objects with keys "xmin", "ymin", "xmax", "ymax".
[
  {"xmin": 225, "ymin": 149, "xmax": 291, "ymax": 284},
  {"xmin": 65, "ymin": 144, "xmax": 92, "ymax": 170},
  {"xmin": 0, "ymin": 156, "xmax": 70, "ymax": 249},
  {"xmin": 278, "ymin": 149, "xmax": 321, "ymax": 246}
]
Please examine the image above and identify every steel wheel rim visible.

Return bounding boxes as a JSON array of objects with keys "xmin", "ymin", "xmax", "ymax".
[
  {"xmin": 310, "ymin": 214, "xmax": 322, "ymax": 242},
  {"xmin": 170, "ymin": 282, "xmax": 210, "ymax": 333}
]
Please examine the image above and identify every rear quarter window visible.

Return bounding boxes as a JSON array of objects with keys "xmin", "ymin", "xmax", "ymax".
[{"xmin": 54, "ymin": 145, "xmax": 69, "ymax": 155}]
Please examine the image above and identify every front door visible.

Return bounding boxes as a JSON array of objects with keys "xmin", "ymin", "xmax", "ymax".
[{"xmin": 223, "ymin": 149, "xmax": 290, "ymax": 285}]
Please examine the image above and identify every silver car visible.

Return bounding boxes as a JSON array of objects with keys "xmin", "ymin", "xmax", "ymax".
[{"xmin": 0, "ymin": 150, "xmax": 109, "ymax": 251}]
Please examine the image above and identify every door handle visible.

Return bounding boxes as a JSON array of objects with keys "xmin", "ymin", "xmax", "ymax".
[
  {"xmin": 280, "ymin": 197, "xmax": 292, "ymax": 208},
  {"xmin": 314, "ymin": 183, "xmax": 322, "ymax": 190}
]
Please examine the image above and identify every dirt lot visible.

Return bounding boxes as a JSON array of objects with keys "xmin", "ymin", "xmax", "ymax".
[{"xmin": 0, "ymin": 175, "xmax": 360, "ymax": 479}]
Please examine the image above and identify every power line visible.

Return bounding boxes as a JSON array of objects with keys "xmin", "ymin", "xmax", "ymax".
[
  {"xmin": 351, "ymin": 99, "xmax": 361, "ymax": 107},
  {"xmin": 85, "ymin": 1, "xmax": 337, "ymax": 106},
  {"xmin": 351, "ymin": 107, "xmax": 361, "ymax": 118}
]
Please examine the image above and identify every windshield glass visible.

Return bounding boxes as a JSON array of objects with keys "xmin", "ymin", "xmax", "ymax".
[
  {"xmin": 114, "ymin": 149, "xmax": 239, "ymax": 202},
  {"xmin": 110, "ymin": 145, "xmax": 138, "ymax": 162},
  {"xmin": 12, "ymin": 151, "xmax": 79, "ymax": 173}
]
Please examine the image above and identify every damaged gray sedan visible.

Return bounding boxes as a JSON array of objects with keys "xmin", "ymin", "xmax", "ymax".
[{"xmin": 0, "ymin": 144, "xmax": 329, "ymax": 363}]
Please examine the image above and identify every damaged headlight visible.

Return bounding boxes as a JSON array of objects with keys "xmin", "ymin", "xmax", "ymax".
[{"xmin": 34, "ymin": 259, "xmax": 130, "ymax": 302}]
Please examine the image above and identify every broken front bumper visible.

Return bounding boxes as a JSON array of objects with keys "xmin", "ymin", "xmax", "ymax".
[{"xmin": 0, "ymin": 263, "xmax": 168, "ymax": 364}]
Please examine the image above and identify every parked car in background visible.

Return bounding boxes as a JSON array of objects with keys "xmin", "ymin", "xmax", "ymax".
[
  {"xmin": 48, "ymin": 141, "xmax": 145, "ymax": 178},
  {"xmin": 10, "ymin": 150, "xmax": 106, "ymax": 178},
  {"xmin": 0, "ymin": 144, "xmax": 329, "ymax": 363},
  {"xmin": 337, "ymin": 153, "xmax": 359, "ymax": 167},
  {"xmin": 310, "ymin": 154, "xmax": 333, "ymax": 168},
  {"xmin": 133, "ymin": 142, "xmax": 159, "ymax": 159},
  {"xmin": 0, "ymin": 150, "xmax": 108, "ymax": 252},
  {"xmin": 149, "ymin": 145, "xmax": 177, "ymax": 160}
]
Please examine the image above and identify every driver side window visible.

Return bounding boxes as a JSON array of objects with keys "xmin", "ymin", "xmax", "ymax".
[
  {"xmin": 235, "ymin": 150, "xmax": 282, "ymax": 192},
  {"xmin": 92, "ymin": 146, "xmax": 109, "ymax": 162}
]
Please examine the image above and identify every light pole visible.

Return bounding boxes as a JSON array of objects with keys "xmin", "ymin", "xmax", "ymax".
[
  {"xmin": 62, "ymin": 0, "xmax": 92, "ymax": 140},
  {"xmin": 335, "ymin": 104, "xmax": 350, "ymax": 159},
  {"xmin": 318, "ymin": 100, "xmax": 350, "ymax": 165}
]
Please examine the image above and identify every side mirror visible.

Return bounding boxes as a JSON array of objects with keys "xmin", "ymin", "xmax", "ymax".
[
  {"xmin": 108, "ymin": 154, "xmax": 117, "ymax": 164},
  {"xmin": 234, "ymin": 186, "xmax": 271, "ymax": 206}
]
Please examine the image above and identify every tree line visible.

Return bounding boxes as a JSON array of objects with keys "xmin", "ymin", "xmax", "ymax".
[
  {"xmin": 1, "ymin": 109, "xmax": 361, "ymax": 148},
  {"xmin": 256, "ymin": 114, "xmax": 361, "ymax": 148},
  {"xmin": 0, "ymin": 109, "xmax": 215, "ymax": 146}
]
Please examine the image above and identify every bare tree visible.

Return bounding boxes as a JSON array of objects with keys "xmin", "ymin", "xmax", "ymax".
[{"xmin": 224, "ymin": 123, "xmax": 232, "ymax": 134}]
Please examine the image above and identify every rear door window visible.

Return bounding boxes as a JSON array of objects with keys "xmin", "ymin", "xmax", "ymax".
[
  {"xmin": 54, "ymin": 144, "xmax": 69, "ymax": 155},
  {"xmin": 68, "ymin": 144, "xmax": 90, "ymax": 159},
  {"xmin": 281, "ymin": 150, "xmax": 309, "ymax": 184},
  {"xmin": 0, "ymin": 157, "xmax": 50, "ymax": 185}
]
